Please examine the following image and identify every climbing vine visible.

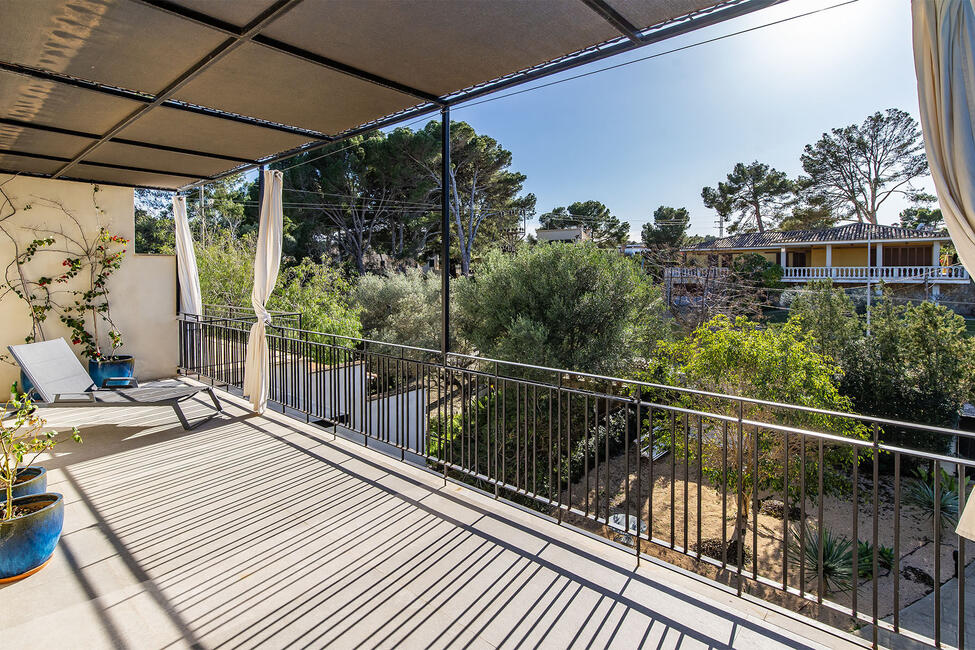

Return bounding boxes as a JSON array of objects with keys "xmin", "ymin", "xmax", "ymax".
[{"xmin": 0, "ymin": 179, "xmax": 129, "ymax": 360}]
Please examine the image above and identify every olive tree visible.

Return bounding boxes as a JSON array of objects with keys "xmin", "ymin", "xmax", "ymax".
[{"xmin": 455, "ymin": 243, "xmax": 667, "ymax": 375}]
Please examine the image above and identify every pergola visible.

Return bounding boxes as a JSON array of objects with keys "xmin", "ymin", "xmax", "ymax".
[
  {"xmin": 0, "ymin": 0, "xmax": 781, "ymax": 191},
  {"xmin": 0, "ymin": 0, "xmax": 785, "ymax": 356}
]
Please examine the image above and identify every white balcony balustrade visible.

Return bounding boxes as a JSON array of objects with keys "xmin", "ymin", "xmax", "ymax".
[
  {"xmin": 665, "ymin": 266, "xmax": 970, "ymax": 283},
  {"xmin": 781, "ymin": 265, "xmax": 970, "ymax": 282}
]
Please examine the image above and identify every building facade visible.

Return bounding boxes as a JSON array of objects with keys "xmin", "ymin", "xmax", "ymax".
[{"xmin": 665, "ymin": 223, "xmax": 968, "ymax": 299}]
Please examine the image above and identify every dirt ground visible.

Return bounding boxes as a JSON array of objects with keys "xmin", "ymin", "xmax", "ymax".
[{"xmin": 558, "ymin": 443, "xmax": 968, "ymax": 628}]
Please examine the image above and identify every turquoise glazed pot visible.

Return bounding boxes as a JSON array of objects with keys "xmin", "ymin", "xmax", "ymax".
[
  {"xmin": 18, "ymin": 370, "xmax": 33, "ymax": 397},
  {"xmin": 88, "ymin": 355, "xmax": 135, "ymax": 388},
  {"xmin": 0, "ymin": 467, "xmax": 47, "ymax": 501},
  {"xmin": 0, "ymin": 493, "xmax": 64, "ymax": 581}
]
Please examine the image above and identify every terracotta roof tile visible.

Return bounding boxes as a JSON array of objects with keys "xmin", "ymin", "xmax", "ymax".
[{"xmin": 683, "ymin": 223, "xmax": 948, "ymax": 251}]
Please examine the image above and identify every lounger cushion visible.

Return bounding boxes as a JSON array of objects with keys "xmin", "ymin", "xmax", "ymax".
[{"xmin": 8, "ymin": 339, "xmax": 94, "ymax": 402}]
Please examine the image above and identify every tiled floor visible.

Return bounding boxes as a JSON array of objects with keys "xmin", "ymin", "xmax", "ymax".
[{"xmin": 0, "ymin": 380, "xmax": 863, "ymax": 649}]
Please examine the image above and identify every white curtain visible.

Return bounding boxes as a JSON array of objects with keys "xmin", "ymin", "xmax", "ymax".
[
  {"xmin": 242, "ymin": 170, "xmax": 284, "ymax": 414},
  {"xmin": 913, "ymin": 0, "xmax": 975, "ymax": 271},
  {"xmin": 913, "ymin": 0, "xmax": 975, "ymax": 542},
  {"xmin": 173, "ymin": 195, "xmax": 202, "ymax": 316}
]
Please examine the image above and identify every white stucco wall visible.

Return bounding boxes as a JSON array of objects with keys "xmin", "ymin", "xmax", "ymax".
[{"xmin": 0, "ymin": 175, "xmax": 178, "ymax": 388}]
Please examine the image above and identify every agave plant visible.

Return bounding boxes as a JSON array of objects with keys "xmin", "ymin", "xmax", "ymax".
[
  {"xmin": 787, "ymin": 523, "xmax": 854, "ymax": 594},
  {"xmin": 903, "ymin": 467, "xmax": 969, "ymax": 530},
  {"xmin": 856, "ymin": 539, "xmax": 894, "ymax": 579}
]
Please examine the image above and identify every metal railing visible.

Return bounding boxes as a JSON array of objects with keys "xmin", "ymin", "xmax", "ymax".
[
  {"xmin": 201, "ymin": 303, "xmax": 303, "ymax": 329},
  {"xmin": 663, "ymin": 267, "xmax": 731, "ymax": 281},
  {"xmin": 177, "ymin": 314, "xmax": 974, "ymax": 649}
]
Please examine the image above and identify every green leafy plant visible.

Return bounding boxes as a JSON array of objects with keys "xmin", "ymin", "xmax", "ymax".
[
  {"xmin": 788, "ymin": 523, "xmax": 854, "ymax": 594},
  {"xmin": 455, "ymin": 243, "xmax": 667, "ymax": 376},
  {"xmin": 9, "ymin": 185, "xmax": 130, "ymax": 360},
  {"xmin": 1, "ymin": 387, "xmax": 81, "ymax": 519},
  {"xmin": 856, "ymin": 539, "xmax": 894, "ymax": 578},
  {"xmin": 356, "ymin": 269, "xmax": 448, "ymax": 352},
  {"xmin": 903, "ymin": 467, "xmax": 969, "ymax": 530},
  {"xmin": 58, "ymin": 226, "xmax": 129, "ymax": 359},
  {"xmin": 840, "ymin": 294, "xmax": 975, "ymax": 454},
  {"xmin": 0, "ymin": 178, "xmax": 59, "ymax": 349}
]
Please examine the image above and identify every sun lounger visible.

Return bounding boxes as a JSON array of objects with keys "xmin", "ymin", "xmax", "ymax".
[{"xmin": 8, "ymin": 339, "xmax": 222, "ymax": 430}]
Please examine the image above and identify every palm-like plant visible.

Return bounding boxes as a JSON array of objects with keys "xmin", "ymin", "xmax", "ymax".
[
  {"xmin": 788, "ymin": 523, "xmax": 854, "ymax": 593},
  {"xmin": 903, "ymin": 467, "xmax": 969, "ymax": 530}
]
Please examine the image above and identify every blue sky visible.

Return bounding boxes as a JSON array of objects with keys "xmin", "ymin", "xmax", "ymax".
[{"xmin": 439, "ymin": 0, "xmax": 928, "ymax": 240}]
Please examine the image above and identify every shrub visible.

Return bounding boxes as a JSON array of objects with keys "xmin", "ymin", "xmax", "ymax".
[
  {"xmin": 355, "ymin": 269, "xmax": 451, "ymax": 351},
  {"xmin": 565, "ymin": 409, "xmax": 631, "ymax": 484},
  {"xmin": 732, "ymin": 252, "xmax": 783, "ymax": 289},
  {"xmin": 788, "ymin": 280, "xmax": 862, "ymax": 363},
  {"xmin": 268, "ymin": 259, "xmax": 361, "ymax": 344},
  {"xmin": 196, "ymin": 232, "xmax": 255, "ymax": 308},
  {"xmin": 841, "ymin": 295, "xmax": 975, "ymax": 452},
  {"xmin": 455, "ymin": 244, "xmax": 667, "ymax": 376},
  {"xmin": 856, "ymin": 539, "xmax": 894, "ymax": 578},
  {"xmin": 196, "ymin": 232, "xmax": 361, "ymax": 346}
]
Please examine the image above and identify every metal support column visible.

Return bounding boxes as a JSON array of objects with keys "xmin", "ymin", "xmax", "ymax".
[{"xmin": 440, "ymin": 107, "xmax": 451, "ymax": 361}]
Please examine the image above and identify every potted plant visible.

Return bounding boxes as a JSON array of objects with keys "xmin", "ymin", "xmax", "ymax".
[{"xmin": 0, "ymin": 389, "xmax": 81, "ymax": 581}]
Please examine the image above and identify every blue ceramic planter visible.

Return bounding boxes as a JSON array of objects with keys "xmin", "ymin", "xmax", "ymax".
[
  {"xmin": 18, "ymin": 370, "xmax": 33, "ymax": 397},
  {"xmin": 1, "ymin": 467, "xmax": 47, "ymax": 501},
  {"xmin": 0, "ymin": 493, "xmax": 64, "ymax": 581},
  {"xmin": 88, "ymin": 355, "xmax": 135, "ymax": 388}
]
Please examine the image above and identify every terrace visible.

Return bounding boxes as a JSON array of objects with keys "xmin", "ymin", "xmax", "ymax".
[
  {"xmin": 1, "ymin": 1, "xmax": 974, "ymax": 649},
  {"xmin": 1, "ymin": 384, "xmax": 854, "ymax": 649}
]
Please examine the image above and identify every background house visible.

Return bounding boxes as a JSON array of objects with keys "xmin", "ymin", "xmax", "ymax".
[
  {"xmin": 535, "ymin": 226, "xmax": 589, "ymax": 244},
  {"xmin": 667, "ymin": 223, "xmax": 968, "ymax": 300}
]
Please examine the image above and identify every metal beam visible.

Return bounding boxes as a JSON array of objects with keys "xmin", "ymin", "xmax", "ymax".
[
  {"xmin": 440, "ymin": 106, "xmax": 450, "ymax": 360},
  {"xmin": 0, "ymin": 117, "xmax": 257, "ymax": 164},
  {"xmin": 130, "ymin": 0, "xmax": 444, "ymax": 104},
  {"xmin": 0, "ymin": 149, "xmax": 206, "ymax": 179},
  {"xmin": 577, "ymin": 0, "xmax": 643, "ymax": 43},
  {"xmin": 0, "ymin": 167, "xmax": 179, "ymax": 192},
  {"xmin": 0, "ymin": 60, "xmax": 329, "ymax": 141},
  {"xmin": 53, "ymin": 0, "xmax": 309, "ymax": 179}
]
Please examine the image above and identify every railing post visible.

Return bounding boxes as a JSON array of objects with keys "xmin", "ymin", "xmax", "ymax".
[{"xmin": 440, "ymin": 105, "xmax": 451, "ymax": 367}]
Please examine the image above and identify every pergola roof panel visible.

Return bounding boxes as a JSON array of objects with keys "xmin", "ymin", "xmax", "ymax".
[
  {"xmin": 0, "ymin": 0, "xmax": 229, "ymax": 95},
  {"xmin": 0, "ymin": 123, "xmax": 94, "ymax": 160},
  {"xmin": 0, "ymin": 70, "xmax": 142, "ymax": 134},
  {"xmin": 114, "ymin": 107, "xmax": 312, "ymax": 163},
  {"xmin": 68, "ymin": 163, "xmax": 200, "ymax": 189},
  {"xmin": 173, "ymin": 43, "xmax": 422, "ymax": 136},
  {"xmin": 259, "ymin": 0, "xmax": 622, "ymax": 96},
  {"xmin": 85, "ymin": 142, "xmax": 240, "ymax": 179},
  {"xmin": 0, "ymin": 152, "xmax": 64, "ymax": 176},
  {"xmin": 167, "ymin": 0, "xmax": 282, "ymax": 28}
]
